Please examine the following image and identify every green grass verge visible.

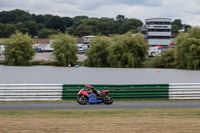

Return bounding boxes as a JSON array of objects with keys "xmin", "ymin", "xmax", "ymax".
[
  {"xmin": 1, "ymin": 108, "xmax": 200, "ymax": 118},
  {"xmin": 0, "ymin": 60, "xmax": 4, "ymax": 65},
  {"xmin": 142, "ymin": 58, "xmax": 157, "ymax": 68},
  {"xmin": 29, "ymin": 60, "xmax": 57, "ymax": 66}
]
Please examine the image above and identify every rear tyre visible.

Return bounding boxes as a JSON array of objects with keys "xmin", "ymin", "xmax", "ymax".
[
  {"xmin": 77, "ymin": 95, "xmax": 88, "ymax": 105},
  {"xmin": 102, "ymin": 95, "xmax": 113, "ymax": 105}
]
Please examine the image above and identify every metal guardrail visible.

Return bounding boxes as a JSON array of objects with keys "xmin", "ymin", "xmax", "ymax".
[
  {"xmin": 62, "ymin": 84, "xmax": 169, "ymax": 100},
  {"xmin": 0, "ymin": 83, "xmax": 199, "ymax": 101},
  {"xmin": 0, "ymin": 84, "xmax": 63, "ymax": 101},
  {"xmin": 169, "ymin": 83, "xmax": 200, "ymax": 100}
]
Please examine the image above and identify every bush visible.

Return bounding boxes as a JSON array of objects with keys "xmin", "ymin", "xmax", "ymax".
[
  {"xmin": 29, "ymin": 60, "xmax": 57, "ymax": 66},
  {"xmin": 108, "ymin": 33, "xmax": 149, "ymax": 68},
  {"xmin": 51, "ymin": 33, "xmax": 78, "ymax": 66},
  {"xmin": 176, "ymin": 27, "xmax": 200, "ymax": 69},
  {"xmin": 85, "ymin": 36, "xmax": 111, "ymax": 67},
  {"xmin": 4, "ymin": 31, "xmax": 35, "ymax": 66},
  {"xmin": 152, "ymin": 49, "xmax": 176, "ymax": 68}
]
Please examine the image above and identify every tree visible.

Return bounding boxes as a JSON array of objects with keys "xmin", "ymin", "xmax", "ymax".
[
  {"xmin": 171, "ymin": 19, "xmax": 185, "ymax": 37},
  {"xmin": 75, "ymin": 24, "xmax": 92, "ymax": 37},
  {"xmin": 46, "ymin": 16, "xmax": 66, "ymax": 32},
  {"xmin": 65, "ymin": 27, "xmax": 75, "ymax": 35},
  {"xmin": 116, "ymin": 14, "xmax": 125, "ymax": 24},
  {"xmin": 172, "ymin": 24, "xmax": 180, "ymax": 36},
  {"xmin": 38, "ymin": 28, "xmax": 58, "ymax": 38},
  {"xmin": 151, "ymin": 48, "xmax": 176, "ymax": 68},
  {"xmin": 84, "ymin": 18, "xmax": 99, "ymax": 35},
  {"xmin": 108, "ymin": 33, "xmax": 149, "ymax": 68},
  {"xmin": 0, "ymin": 10, "xmax": 147, "ymax": 37},
  {"xmin": 96, "ymin": 18, "xmax": 118, "ymax": 35},
  {"xmin": 172, "ymin": 19, "xmax": 183, "ymax": 29},
  {"xmin": 24, "ymin": 21, "xmax": 38, "ymax": 36},
  {"xmin": 51, "ymin": 33, "xmax": 78, "ymax": 66},
  {"xmin": 62, "ymin": 17, "xmax": 73, "ymax": 28},
  {"xmin": 32, "ymin": 14, "xmax": 46, "ymax": 24},
  {"xmin": 85, "ymin": 36, "xmax": 111, "ymax": 67},
  {"xmin": 0, "ymin": 23, "xmax": 16, "ymax": 38},
  {"xmin": 0, "ymin": 9, "xmax": 33, "ymax": 24},
  {"xmin": 176, "ymin": 27, "xmax": 200, "ymax": 69},
  {"xmin": 3, "ymin": 31, "xmax": 35, "ymax": 65},
  {"xmin": 73, "ymin": 16, "xmax": 89, "ymax": 22},
  {"xmin": 119, "ymin": 19, "xmax": 142, "ymax": 34},
  {"xmin": 15, "ymin": 22, "xmax": 29, "ymax": 34}
]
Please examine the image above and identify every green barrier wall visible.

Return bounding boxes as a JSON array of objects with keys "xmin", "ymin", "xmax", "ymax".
[{"xmin": 62, "ymin": 84, "xmax": 169, "ymax": 100}]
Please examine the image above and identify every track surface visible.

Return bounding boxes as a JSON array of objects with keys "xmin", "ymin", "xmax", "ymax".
[{"xmin": 0, "ymin": 102, "xmax": 200, "ymax": 110}]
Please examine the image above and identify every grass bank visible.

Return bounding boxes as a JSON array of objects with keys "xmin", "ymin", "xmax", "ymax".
[
  {"xmin": 0, "ymin": 60, "xmax": 84, "ymax": 66},
  {"xmin": 0, "ymin": 60, "xmax": 4, "ymax": 65},
  {"xmin": 1, "ymin": 108, "xmax": 200, "ymax": 133}
]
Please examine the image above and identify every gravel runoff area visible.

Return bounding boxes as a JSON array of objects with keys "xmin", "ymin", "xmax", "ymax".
[{"xmin": 0, "ymin": 53, "xmax": 87, "ymax": 62}]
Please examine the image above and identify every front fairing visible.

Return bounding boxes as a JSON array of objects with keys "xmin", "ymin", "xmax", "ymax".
[{"xmin": 78, "ymin": 89, "xmax": 89, "ymax": 96}]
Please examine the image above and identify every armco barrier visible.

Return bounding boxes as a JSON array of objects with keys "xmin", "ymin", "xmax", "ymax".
[
  {"xmin": 1, "ymin": 83, "xmax": 200, "ymax": 101},
  {"xmin": 0, "ymin": 84, "xmax": 63, "ymax": 101},
  {"xmin": 62, "ymin": 84, "xmax": 169, "ymax": 100},
  {"xmin": 169, "ymin": 83, "xmax": 200, "ymax": 100}
]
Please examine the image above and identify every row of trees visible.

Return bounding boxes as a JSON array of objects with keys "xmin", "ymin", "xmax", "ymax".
[
  {"xmin": 0, "ymin": 9, "xmax": 142, "ymax": 38},
  {"xmin": 85, "ymin": 33, "xmax": 149, "ymax": 67},
  {"xmin": 3, "ymin": 32, "xmax": 148, "ymax": 67},
  {"xmin": 3, "ymin": 27, "xmax": 200, "ymax": 69},
  {"xmin": 150, "ymin": 27, "xmax": 200, "ymax": 70},
  {"xmin": 3, "ymin": 32, "xmax": 78, "ymax": 66},
  {"xmin": 0, "ymin": 9, "xmax": 190, "ymax": 38},
  {"xmin": 171, "ymin": 19, "xmax": 191, "ymax": 37}
]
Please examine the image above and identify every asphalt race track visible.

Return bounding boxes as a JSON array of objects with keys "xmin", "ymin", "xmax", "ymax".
[{"xmin": 0, "ymin": 102, "xmax": 200, "ymax": 110}]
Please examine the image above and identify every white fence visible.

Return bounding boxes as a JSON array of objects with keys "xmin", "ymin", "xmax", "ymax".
[
  {"xmin": 1, "ymin": 83, "xmax": 200, "ymax": 101},
  {"xmin": 0, "ymin": 84, "xmax": 63, "ymax": 101},
  {"xmin": 169, "ymin": 83, "xmax": 200, "ymax": 100}
]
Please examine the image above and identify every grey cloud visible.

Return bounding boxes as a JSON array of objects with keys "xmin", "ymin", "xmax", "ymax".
[
  {"xmin": 112, "ymin": 0, "xmax": 162, "ymax": 6},
  {"xmin": 50, "ymin": 0, "xmax": 162, "ymax": 11},
  {"xmin": 0, "ymin": 0, "xmax": 11, "ymax": 7}
]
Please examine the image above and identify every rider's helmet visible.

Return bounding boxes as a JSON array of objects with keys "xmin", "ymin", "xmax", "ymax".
[{"xmin": 85, "ymin": 84, "xmax": 91, "ymax": 90}]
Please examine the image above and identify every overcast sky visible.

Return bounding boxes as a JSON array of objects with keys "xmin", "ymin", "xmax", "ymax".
[{"xmin": 0, "ymin": 0, "xmax": 200, "ymax": 26}]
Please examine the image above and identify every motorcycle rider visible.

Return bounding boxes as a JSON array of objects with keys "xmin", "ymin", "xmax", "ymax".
[
  {"xmin": 90, "ymin": 86, "xmax": 99, "ymax": 96},
  {"xmin": 84, "ymin": 84, "xmax": 99, "ymax": 96}
]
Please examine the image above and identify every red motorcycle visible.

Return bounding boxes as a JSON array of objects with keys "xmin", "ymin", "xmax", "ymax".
[{"xmin": 77, "ymin": 86, "xmax": 113, "ymax": 105}]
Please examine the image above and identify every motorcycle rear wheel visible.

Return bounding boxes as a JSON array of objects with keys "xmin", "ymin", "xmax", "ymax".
[{"xmin": 77, "ymin": 95, "xmax": 88, "ymax": 105}]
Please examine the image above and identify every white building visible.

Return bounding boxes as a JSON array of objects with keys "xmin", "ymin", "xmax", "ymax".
[
  {"xmin": 83, "ymin": 35, "xmax": 96, "ymax": 44},
  {"xmin": 33, "ymin": 39, "xmax": 54, "ymax": 52},
  {"xmin": 140, "ymin": 18, "xmax": 172, "ymax": 50}
]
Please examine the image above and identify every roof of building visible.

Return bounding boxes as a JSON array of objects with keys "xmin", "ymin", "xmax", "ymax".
[
  {"xmin": 83, "ymin": 35, "xmax": 96, "ymax": 38},
  {"xmin": 145, "ymin": 18, "xmax": 171, "ymax": 22},
  {"xmin": 77, "ymin": 37, "xmax": 83, "ymax": 44},
  {"xmin": 33, "ymin": 38, "xmax": 50, "ymax": 44},
  {"xmin": 0, "ymin": 39, "xmax": 50, "ymax": 45}
]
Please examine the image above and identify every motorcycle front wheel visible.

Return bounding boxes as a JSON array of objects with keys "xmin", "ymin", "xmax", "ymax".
[
  {"xmin": 102, "ymin": 95, "xmax": 113, "ymax": 105},
  {"xmin": 77, "ymin": 95, "xmax": 88, "ymax": 105}
]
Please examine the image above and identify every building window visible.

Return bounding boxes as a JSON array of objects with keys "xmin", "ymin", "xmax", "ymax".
[
  {"xmin": 148, "ymin": 29, "xmax": 171, "ymax": 32},
  {"xmin": 146, "ymin": 21, "xmax": 171, "ymax": 25},
  {"xmin": 148, "ymin": 36, "xmax": 170, "ymax": 39}
]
